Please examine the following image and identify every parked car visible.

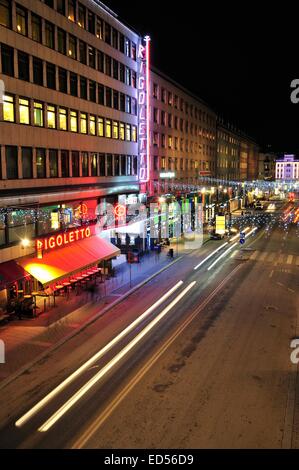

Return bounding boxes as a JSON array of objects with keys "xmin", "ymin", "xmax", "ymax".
[{"xmin": 254, "ymin": 201, "xmax": 263, "ymax": 210}]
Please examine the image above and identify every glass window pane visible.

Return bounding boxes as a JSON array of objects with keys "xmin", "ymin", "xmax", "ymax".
[
  {"xmin": 22, "ymin": 147, "xmax": 32, "ymax": 178},
  {"xmin": 19, "ymin": 97, "xmax": 30, "ymax": 124}
]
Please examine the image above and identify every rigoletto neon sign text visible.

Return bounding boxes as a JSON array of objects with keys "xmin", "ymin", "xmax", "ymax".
[
  {"xmin": 36, "ymin": 227, "xmax": 91, "ymax": 252},
  {"xmin": 138, "ymin": 35, "xmax": 151, "ymax": 183}
]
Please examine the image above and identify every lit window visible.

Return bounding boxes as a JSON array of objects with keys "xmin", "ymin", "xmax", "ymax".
[
  {"xmin": 126, "ymin": 124, "xmax": 131, "ymax": 141},
  {"xmin": 47, "ymin": 105, "xmax": 56, "ymax": 129},
  {"xmin": 98, "ymin": 117, "xmax": 104, "ymax": 137},
  {"xmin": 19, "ymin": 98, "xmax": 30, "ymax": 125},
  {"xmin": 105, "ymin": 119, "xmax": 112, "ymax": 138},
  {"xmin": 34, "ymin": 101, "xmax": 43, "ymax": 127},
  {"xmin": 132, "ymin": 125, "xmax": 137, "ymax": 142},
  {"xmin": 119, "ymin": 123, "xmax": 125, "ymax": 141},
  {"xmin": 113, "ymin": 121, "xmax": 119, "ymax": 139},
  {"xmin": 90, "ymin": 115, "xmax": 96, "ymax": 135},
  {"xmin": 59, "ymin": 108, "xmax": 67, "ymax": 131},
  {"xmin": 3, "ymin": 94, "xmax": 15, "ymax": 122},
  {"xmin": 16, "ymin": 4, "xmax": 27, "ymax": 36},
  {"xmin": 80, "ymin": 113, "xmax": 87, "ymax": 134},
  {"xmin": 70, "ymin": 110, "xmax": 78, "ymax": 132}
]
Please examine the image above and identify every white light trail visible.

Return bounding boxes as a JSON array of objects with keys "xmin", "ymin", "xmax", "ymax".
[
  {"xmin": 38, "ymin": 281, "xmax": 196, "ymax": 432},
  {"xmin": 15, "ymin": 281, "xmax": 183, "ymax": 428},
  {"xmin": 194, "ymin": 243, "xmax": 228, "ymax": 270},
  {"xmin": 229, "ymin": 226, "xmax": 250, "ymax": 242},
  {"xmin": 207, "ymin": 243, "xmax": 238, "ymax": 271}
]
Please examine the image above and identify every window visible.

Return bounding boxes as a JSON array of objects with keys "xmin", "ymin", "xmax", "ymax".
[
  {"xmin": 127, "ymin": 155, "xmax": 131, "ymax": 175},
  {"xmin": 121, "ymin": 155, "xmax": 126, "ymax": 175},
  {"xmin": 16, "ymin": 4, "xmax": 27, "ymax": 36},
  {"xmin": 18, "ymin": 51, "xmax": 29, "ymax": 81},
  {"xmin": 3, "ymin": 94, "xmax": 14, "ymax": 122},
  {"xmin": 32, "ymin": 14, "xmax": 42, "ymax": 42},
  {"xmin": 0, "ymin": 0, "xmax": 11, "ymax": 28},
  {"xmin": 90, "ymin": 115, "xmax": 96, "ymax": 135},
  {"xmin": 126, "ymin": 124, "xmax": 131, "ymax": 142},
  {"xmin": 6, "ymin": 146, "xmax": 18, "ymax": 179},
  {"xmin": 131, "ymin": 42, "xmax": 136, "ymax": 60},
  {"xmin": 72, "ymin": 151, "xmax": 79, "ymax": 177},
  {"xmin": 106, "ymin": 154, "xmax": 112, "ymax": 176},
  {"xmin": 132, "ymin": 71, "xmax": 137, "ymax": 88},
  {"xmin": 97, "ymin": 51, "xmax": 104, "ymax": 73},
  {"xmin": 132, "ymin": 126, "xmax": 137, "ymax": 142},
  {"xmin": 104, "ymin": 23, "xmax": 111, "ymax": 44},
  {"xmin": 119, "ymin": 123, "xmax": 125, "ymax": 141},
  {"xmin": 153, "ymin": 108, "xmax": 158, "ymax": 123},
  {"xmin": 113, "ymin": 90, "xmax": 119, "ymax": 110},
  {"xmin": 47, "ymin": 105, "xmax": 56, "ymax": 129},
  {"xmin": 99, "ymin": 153, "xmax": 105, "ymax": 176},
  {"xmin": 89, "ymin": 80, "xmax": 96, "ymax": 102},
  {"xmin": 81, "ymin": 152, "xmax": 89, "ymax": 176},
  {"xmin": 59, "ymin": 107, "xmax": 67, "ymax": 131},
  {"xmin": 131, "ymin": 98, "xmax": 137, "ymax": 115},
  {"xmin": 78, "ymin": 3, "xmax": 86, "ymax": 28},
  {"xmin": 45, "ymin": 0, "xmax": 54, "ymax": 7},
  {"xmin": 70, "ymin": 110, "xmax": 78, "ymax": 132},
  {"xmin": 119, "ymin": 34, "xmax": 125, "ymax": 53},
  {"xmin": 57, "ymin": 0, "xmax": 66, "ymax": 15},
  {"xmin": 46, "ymin": 63, "xmax": 56, "ymax": 89},
  {"xmin": 80, "ymin": 76, "xmax": 87, "ymax": 99},
  {"xmin": 88, "ymin": 11, "xmax": 95, "ymax": 34},
  {"xmin": 79, "ymin": 41, "xmax": 87, "ymax": 64},
  {"xmin": 80, "ymin": 113, "xmax": 87, "ymax": 134},
  {"xmin": 58, "ymin": 68, "xmax": 67, "ymax": 93},
  {"xmin": 105, "ymin": 87, "xmax": 112, "ymax": 107},
  {"xmin": 49, "ymin": 149, "xmax": 58, "ymax": 178},
  {"xmin": 22, "ymin": 147, "xmax": 32, "ymax": 179},
  {"xmin": 125, "ymin": 37, "xmax": 130, "ymax": 56},
  {"xmin": 1, "ymin": 44, "xmax": 14, "ymax": 76},
  {"xmin": 88, "ymin": 46, "xmax": 95, "ymax": 68},
  {"xmin": 19, "ymin": 98, "xmax": 30, "ymax": 125},
  {"xmin": 125, "ymin": 67, "xmax": 130, "ymax": 86},
  {"xmin": 119, "ymin": 63, "xmax": 125, "ymax": 82},
  {"xmin": 105, "ymin": 119, "xmax": 112, "ymax": 138},
  {"xmin": 70, "ymin": 73, "xmax": 78, "ymax": 96},
  {"xmin": 105, "ymin": 55, "xmax": 111, "ymax": 76},
  {"xmin": 58, "ymin": 28, "xmax": 66, "ymax": 54},
  {"xmin": 68, "ymin": 35, "xmax": 77, "ymax": 59},
  {"xmin": 34, "ymin": 102, "xmax": 43, "ymax": 127},
  {"xmin": 125, "ymin": 96, "xmax": 131, "ymax": 114},
  {"xmin": 68, "ymin": 0, "xmax": 76, "ymax": 22},
  {"xmin": 33, "ymin": 57, "xmax": 43, "ymax": 85},
  {"xmin": 36, "ymin": 148, "xmax": 46, "ymax": 178},
  {"xmin": 120, "ymin": 93, "xmax": 125, "ymax": 112},
  {"xmin": 114, "ymin": 154, "xmax": 120, "ymax": 176},
  {"xmin": 112, "ymin": 121, "xmax": 119, "ymax": 139},
  {"xmin": 91, "ymin": 153, "xmax": 98, "ymax": 176},
  {"xmin": 153, "ymin": 83, "xmax": 158, "ymax": 99},
  {"xmin": 161, "ymin": 89, "xmax": 166, "ymax": 103},
  {"xmin": 61, "ymin": 150, "xmax": 69, "ymax": 177},
  {"xmin": 98, "ymin": 117, "xmax": 104, "ymax": 137},
  {"xmin": 96, "ymin": 17, "xmax": 103, "ymax": 39},
  {"xmin": 112, "ymin": 28, "xmax": 118, "ymax": 48},
  {"xmin": 98, "ymin": 84, "xmax": 105, "ymax": 105},
  {"xmin": 113, "ymin": 59, "xmax": 118, "ymax": 80},
  {"xmin": 45, "ymin": 21, "xmax": 55, "ymax": 49}
]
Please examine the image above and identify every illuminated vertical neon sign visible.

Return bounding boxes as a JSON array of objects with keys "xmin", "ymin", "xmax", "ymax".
[{"xmin": 138, "ymin": 35, "xmax": 151, "ymax": 183}]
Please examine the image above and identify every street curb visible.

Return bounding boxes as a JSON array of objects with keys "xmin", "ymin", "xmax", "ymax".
[{"xmin": 0, "ymin": 255, "xmax": 183, "ymax": 391}]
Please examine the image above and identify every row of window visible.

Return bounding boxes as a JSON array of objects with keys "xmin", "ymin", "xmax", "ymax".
[
  {"xmin": 0, "ymin": 44, "xmax": 137, "ymax": 115},
  {"xmin": 153, "ymin": 108, "xmax": 215, "ymax": 140},
  {"xmin": 156, "ymin": 156, "xmax": 213, "ymax": 173},
  {"xmin": 152, "ymin": 133, "xmax": 215, "ymax": 157},
  {"xmin": 40, "ymin": 0, "xmax": 137, "ymax": 60},
  {"xmin": 0, "ymin": 1, "xmax": 137, "ymax": 88},
  {"xmin": 2, "ymin": 146, "xmax": 138, "ymax": 180},
  {"xmin": 152, "ymin": 83, "xmax": 216, "ymax": 126},
  {"xmin": 2, "ymin": 93, "xmax": 138, "ymax": 141}
]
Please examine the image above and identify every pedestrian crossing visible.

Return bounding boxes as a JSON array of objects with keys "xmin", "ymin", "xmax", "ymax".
[{"xmin": 245, "ymin": 250, "xmax": 299, "ymax": 266}]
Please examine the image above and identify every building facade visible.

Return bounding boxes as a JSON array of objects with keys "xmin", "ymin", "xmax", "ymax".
[
  {"xmin": 258, "ymin": 152, "xmax": 276, "ymax": 181},
  {"xmin": 276, "ymin": 154, "xmax": 299, "ymax": 181}
]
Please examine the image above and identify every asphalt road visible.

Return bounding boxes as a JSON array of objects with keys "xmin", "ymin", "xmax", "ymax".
[{"xmin": 0, "ymin": 203, "xmax": 298, "ymax": 449}]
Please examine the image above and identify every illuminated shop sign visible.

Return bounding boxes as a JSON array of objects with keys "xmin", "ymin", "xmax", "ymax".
[
  {"xmin": 138, "ymin": 35, "xmax": 151, "ymax": 183},
  {"xmin": 160, "ymin": 172, "xmax": 176, "ymax": 179},
  {"xmin": 36, "ymin": 227, "xmax": 92, "ymax": 254}
]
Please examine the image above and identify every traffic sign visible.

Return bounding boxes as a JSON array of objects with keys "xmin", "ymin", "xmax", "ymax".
[{"xmin": 240, "ymin": 238, "xmax": 245, "ymax": 245}]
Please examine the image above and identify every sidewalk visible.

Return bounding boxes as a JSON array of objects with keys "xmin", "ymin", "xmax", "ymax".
[{"xmin": 0, "ymin": 234, "xmax": 210, "ymax": 382}]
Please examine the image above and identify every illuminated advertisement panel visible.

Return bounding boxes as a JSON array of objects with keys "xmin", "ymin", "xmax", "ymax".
[{"xmin": 138, "ymin": 36, "xmax": 151, "ymax": 184}]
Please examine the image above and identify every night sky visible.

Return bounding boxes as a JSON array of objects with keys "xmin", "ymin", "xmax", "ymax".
[{"xmin": 102, "ymin": 1, "xmax": 299, "ymax": 155}]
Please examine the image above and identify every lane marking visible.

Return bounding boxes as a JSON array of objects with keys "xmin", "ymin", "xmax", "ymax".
[
  {"xmin": 15, "ymin": 281, "xmax": 184, "ymax": 428},
  {"xmin": 207, "ymin": 243, "xmax": 238, "ymax": 271},
  {"xmin": 250, "ymin": 250, "xmax": 259, "ymax": 261},
  {"xmin": 194, "ymin": 243, "xmax": 228, "ymax": 270},
  {"xmin": 287, "ymin": 255, "xmax": 293, "ymax": 265},
  {"xmin": 38, "ymin": 282, "xmax": 196, "ymax": 432},
  {"xmin": 72, "ymin": 264, "xmax": 243, "ymax": 449},
  {"xmin": 269, "ymin": 270, "xmax": 274, "ymax": 279}
]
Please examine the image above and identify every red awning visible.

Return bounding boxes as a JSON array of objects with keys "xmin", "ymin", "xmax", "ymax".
[
  {"xmin": 17, "ymin": 236, "xmax": 120, "ymax": 287},
  {"xmin": 0, "ymin": 260, "xmax": 30, "ymax": 290}
]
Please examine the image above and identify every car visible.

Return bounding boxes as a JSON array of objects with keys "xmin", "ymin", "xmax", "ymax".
[
  {"xmin": 254, "ymin": 201, "xmax": 263, "ymax": 210},
  {"xmin": 210, "ymin": 231, "xmax": 225, "ymax": 240}
]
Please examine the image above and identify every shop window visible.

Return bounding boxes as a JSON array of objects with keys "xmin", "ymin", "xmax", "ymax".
[
  {"xmin": 1, "ymin": 43, "xmax": 14, "ymax": 76},
  {"xmin": 34, "ymin": 101, "xmax": 44, "ymax": 127},
  {"xmin": 59, "ymin": 68, "xmax": 67, "ymax": 93},
  {"xmin": 90, "ymin": 115, "xmax": 96, "ymax": 136},
  {"xmin": 6, "ymin": 146, "xmax": 18, "ymax": 179},
  {"xmin": 47, "ymin": 105, "xmax": 56, "ymax": 129},
  {"xmin": 70, "ymin": 110, "xmax": 78, "ymax": 132},
  {"xmin": 3, "ymin": 94, "xmax": 15, "ymax": 122},
  {"xmin": 72, "ymin": 151, "xmax": 79, "ymax": 177},
  {"xmin": 98, "ymin": 117, "xmax": 104, "ymax": 137},
  {"xmin": 36, "ymin": 148, "xmax": 46, "ymax": 178},
  {"xmin": 49, "ymin": 149, "xmax": 58, "ymax": 178},
  {"xmin": 32, "ymin": 13, "xmax": 42, "ymax": 42},
  {"xmin": 16, "ymin": 4, "xmax": 27, "ymax": 36},
  {"xmin": 58, "ymin": 28, "xmax": 66, "ymax": 54},
  {"xmin": 19, "ymin": 98, "xmax": 30, "ymax": 125},
  {"xmin": 22, "ymin": 147, "xmax": 33, "ymax": 179},
  {"xmin": 46, "ymin": 63, "xmax": 56, "ymax": 89},
  {"xmin": 0, "ymin": 0, "xmax": 11, "ymax": 28},
  {"xmin": 45, "ymin": 21, "xmax": 55, "ymax": 49},
  {"xmin": 119, "ymin": 123, "xmax": 125, "ymax": 141},
  {"xmin": 80, "ymin": 113, "xmax": 87, "ymax": 134},
  {"xmin": 91, "ymin": 153, "xmax": 98, "ymax": 176},
  {"xmin": 37, "ymin": 206, "xmax": 60, "ymax": 236},
  {"xmin": 112, "ymin": 121, "xmax": 119, "ymax": 140},
  {"xmin": 59, "ymin": 107, "xmax": 67, "ymax": 131},
  {"xmin": 7, "ymin": 209, "xmax": 35, "ymax": 244},
  {"xmin": 61, "ymin": 150, "xmax": 69, "ymax": 177},
  {"xmin": 18, "ymin": 51, "xmax": 29, "ymax": 81},
  {"xmin": 105, "ymin": 119, "xmax": 112, "ymax": 138},
  {"xmin": 81, "ymin": 152, "xmax": 89, "ymax": 176},
  {"xmin": 33, "ymin": 57, "xmax": 43, "ymax": 86}
]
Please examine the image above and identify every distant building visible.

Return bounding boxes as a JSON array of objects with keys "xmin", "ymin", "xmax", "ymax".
[
  {"xmin": 258, "ymin": 153, "xmax": 277, "ymax": 181},
  {"xmin": 275, "ymin": 154, "xmax": 299, "ymax": 181}
]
